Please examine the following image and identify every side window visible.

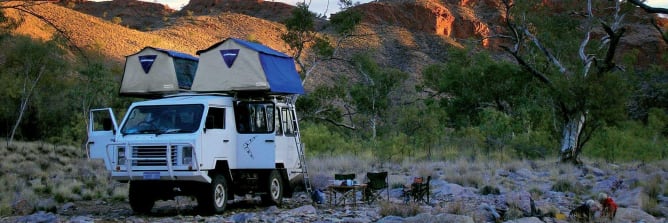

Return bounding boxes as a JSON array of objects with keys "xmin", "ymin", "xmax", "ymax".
[
  {"xmin": 94, "ymin": 117, "xmax": 113, "ymax": 131},
  {"xmin": 282, "ymin": 108, "xmax": 294, "ymax": 136},
  {"xmin": 267, "ymin": 106, "xmax": 274, "ymax": 133},
  {"xmin": 236, "ymin": 102, "xmax": 274, "ymax": 134},
  {"xmin": 205, "ymin": 107, "xmax": 225, "ymax": 129},
  {"xmin": 92, "ymin": 109, "xmax": 115, "ymax": 132},
  {"xmin": 275, "ymin": 107, "xmax": 283, "ymax": 136}
]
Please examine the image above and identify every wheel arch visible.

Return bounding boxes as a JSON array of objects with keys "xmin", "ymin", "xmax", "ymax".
[
  {"xmin": 214, "ymin": 160, "xmax": 234, "ymax": 184},
  {"xmin": 277, "ymin": 168, "xmax": 293, "ymax": 198}
]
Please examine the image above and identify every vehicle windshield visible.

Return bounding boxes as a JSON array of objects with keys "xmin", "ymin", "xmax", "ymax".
[{"xmin": 121, "ymin": 104, "xmax": 204, "ymax": 135}]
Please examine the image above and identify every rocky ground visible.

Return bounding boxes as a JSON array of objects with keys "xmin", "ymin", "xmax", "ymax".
[{"xmin": 2, "ymin": 160, "xmax": 667, "ymax": 223}]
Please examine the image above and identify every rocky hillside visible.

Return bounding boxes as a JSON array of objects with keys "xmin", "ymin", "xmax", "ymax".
[
  {"xmin": 61, "ymin": 0, "xmax": 176, "ymax": 31},
  {"xmin": 0, "ymin": 0, "xmax": 665, "ymax": 128},
  {"xmin": 3, "ymin": 0, "xmax": 667, "ymax": 85},
  {"xmin": 4, "ymin": 1, "xmax": 292, "ymax": 63}
]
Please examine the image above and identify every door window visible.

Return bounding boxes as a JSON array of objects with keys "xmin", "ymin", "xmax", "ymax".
[
  {"xmin": 205, "ymin": 107, "xmax": 225, "ymax": 129},
  {"xmin": 235, "ymin": 102, "xmax": 274, "ymax": 134}
]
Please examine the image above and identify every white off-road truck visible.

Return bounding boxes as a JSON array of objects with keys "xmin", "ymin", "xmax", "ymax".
[{"xmin": 86, "ymin": 38, "xmax": 311, "ymax": 214}]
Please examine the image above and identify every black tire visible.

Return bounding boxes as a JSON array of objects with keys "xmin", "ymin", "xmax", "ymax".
[
  {"xmin": 261, "ymin": 170, "xmax": 283, "ymax": 205},
  {"xmin": 129, "ymin": 181, "xmax": 155, "ymax": 214},
  {"xmin": 198, "ymin": 175, "xmax": 228, "ymax": 215}
]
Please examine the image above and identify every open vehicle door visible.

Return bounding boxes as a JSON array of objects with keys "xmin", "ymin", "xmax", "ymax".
[{"xmin": 87, "ymin": 108, "xmax": 118, "ymax": 170}]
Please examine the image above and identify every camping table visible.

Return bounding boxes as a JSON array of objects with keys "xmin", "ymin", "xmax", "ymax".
[{"xmin": 327, "ymin": 184, "xmax": 367, "ymax": 207}]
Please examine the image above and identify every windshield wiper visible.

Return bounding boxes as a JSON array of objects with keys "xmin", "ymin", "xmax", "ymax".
[{"xmin": 155, "ymin": 128, "xmax": 180, "ymax": 136}]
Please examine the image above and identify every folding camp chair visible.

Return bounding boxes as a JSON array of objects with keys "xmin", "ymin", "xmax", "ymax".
[
  {"xmin": 411, "ymin": 176, "xmax": 431, "ymax": 204},
  {"xmin": 330, "ymin": 173, "xmax": 357, "ymax": 206},
  {"xmin": 364, "ymin": 172, "xmax": 389, "ymax": 204}
]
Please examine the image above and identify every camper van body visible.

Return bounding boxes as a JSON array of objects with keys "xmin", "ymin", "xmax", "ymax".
[{"xmin": 87, "ymin": 93, "xmax": 304, "ymax": 214}]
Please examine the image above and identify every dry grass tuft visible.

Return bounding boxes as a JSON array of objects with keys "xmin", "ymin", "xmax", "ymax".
[
  {"xmin": 379, "ymin": 201, "xmax": 422, "ymax": 217},
  {"xmin": 444, "ymin": 200, "xmax": 466, "ymax": 215},
  {"xmin": 641, "ymin": 174, "xmax": 665, "ymax": 216},
  {"xmin": 0, "ymin": 140, "xmax": 113, "ymax": 216},
  {"xmin": 551, "ymin": 179, "xmax": 580, "ymax": 194},
  {"xmin": 444, "ymin": 171, "xmax": 483, "ymax": 188}
]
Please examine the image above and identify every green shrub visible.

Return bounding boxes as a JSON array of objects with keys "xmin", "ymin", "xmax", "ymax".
[
  {"xmin": 480, "ymin": 185, "xmax": 501, "ymax": 195},
  {"xmin": 551, "ymin": 179, "xmax": 573, "ymax": 192},
  {"xmin": 585, "ymin": 116, "xmax": 668, "ymax": 162},
  {"xmin": 301, "ymin": 123, "xmax": 362, "ymax": 157},
  {"xmin": 0, "ymin": 204, "xmax": 11, "ymax": 216},
  {"xmin": 111, "ymin": 16, "xmax": 122, "ymax": 25},
  {"xmin": 529, "ymin": 187, "xmax": 544, "ymax": 197}
]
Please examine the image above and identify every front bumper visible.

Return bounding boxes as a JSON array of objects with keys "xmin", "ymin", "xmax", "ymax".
[
  {"xmin": 106, "ymin": 141, "xmax": 211, "ymax": 183},
  {"xmin": 111, "ymin": 170, "xmax": 211, "ymax": 183}
]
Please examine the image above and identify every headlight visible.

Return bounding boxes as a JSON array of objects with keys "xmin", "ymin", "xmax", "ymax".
[
  {"xmin": 182, "ymin": 146, "xmax": 193, "ymax": 165},
  {"xmin": 117, "ymin": 147, "xmax": 126, "ymax": 165}
]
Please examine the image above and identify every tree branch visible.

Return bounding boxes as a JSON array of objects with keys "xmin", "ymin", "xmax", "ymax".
[
  {"xmin": 303, "ymin": 115, "xmax": 356, "ymax": 130},
  {"xmin": 601, "ymin": 23, "xmax": 626, "ymax": 72},
  {"xmin": 524, "ymin": 29, "xmax": 568, "ymax": 75},
  {"xmin": 500, "ymin": 46, "xmax": 553, "ymax": 85},
  {"xmin": 627, "ymin": 0, "xmax": 668, "ymax": 14},
  {"xmin": 4, "ymin": 2, "xmax": 89, "ymax": 64}
]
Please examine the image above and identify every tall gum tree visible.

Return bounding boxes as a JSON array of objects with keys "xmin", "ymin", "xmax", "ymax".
[
  {"xmin": 282, "ymin": 0, "xmax": 361, "ymax": 129},
  {"xmin": 497, "ymin": 0, "xmax": 630, "ymax": 164},
  {"xmin": 281, "ymin": 0, "xmax": 361, "ymax": 86}
]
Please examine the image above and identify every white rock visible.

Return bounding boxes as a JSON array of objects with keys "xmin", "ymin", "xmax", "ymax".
[
  {"xmin": 615, "ymin": 187, "xmax": 644, "ymax": 209},
  {"xmin": 612, "ymin": 208, "xmax": 660, "ymax": 223},
  {"xmin": 376, "ymin": 215, "xmax": 405, "ymax": 223},
  {"xmin": 515, "ymin": 168, "xmax": 535, "ymax": 179},
  {"xmin": 286, "ymin": 205, "xmax": 317, "ymax": 215},
  {"xmin": 503, "ymin": 217, "xmax": 543, "ymax": 223}
]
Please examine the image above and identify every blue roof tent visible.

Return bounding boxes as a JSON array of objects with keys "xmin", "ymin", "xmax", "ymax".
[{"xmin": 192, "ymin": 38, "xmax": 305, "ymax": 95}]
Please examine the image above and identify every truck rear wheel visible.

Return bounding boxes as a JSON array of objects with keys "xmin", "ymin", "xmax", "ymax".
[
  {"xmin": 198, "ymin": 175, "xmax": 228, "ymax": 215},
  {"xmin": 129, "ymin": 181, "xmax": 154, "ymax": 214},
  {"xmin": 261, "ymin": 170, "xmax": 283, "ymax": 205}
]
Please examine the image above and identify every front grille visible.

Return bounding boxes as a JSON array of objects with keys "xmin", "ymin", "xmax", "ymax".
[{"xmin": 132, "ymin": 146, "xmax": 177, "ymax": 166}]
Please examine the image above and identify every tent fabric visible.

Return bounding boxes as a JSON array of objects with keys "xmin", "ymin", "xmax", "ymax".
[
  {"xmin": 192, "ymin": 38, "xmax": 304, "ymax": 95},
  {"xmin": 120, "ymin": 47, "xmax": 198, "ymax": 97}
]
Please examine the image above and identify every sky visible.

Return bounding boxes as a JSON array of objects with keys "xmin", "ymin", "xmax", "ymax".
[
  {"xmin": 114, "ymin": 0, "xmax": 668, "ymax": 16},
  {"xmin": 144, "ymin": 0, "xmax": 369, "ymax": 15}
]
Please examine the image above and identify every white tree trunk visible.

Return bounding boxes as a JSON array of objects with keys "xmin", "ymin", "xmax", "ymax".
[
  {"xmin": 560, "ymin": 113, "xmax": 585, "ymax": 161},
  {"xmin": 8, "ymin": 65, "xmax": 45, "ymax": 146}
]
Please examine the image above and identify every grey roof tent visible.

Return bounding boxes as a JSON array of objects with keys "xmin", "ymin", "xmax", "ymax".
[{"xmin": 119, "ymin": 47, "xmax": 198, "ymax": 97}]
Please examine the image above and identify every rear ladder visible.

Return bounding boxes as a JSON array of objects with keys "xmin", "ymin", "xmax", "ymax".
[{"xmin": 287, "ymin": 100, "xmax": 312, "ymax": 194}]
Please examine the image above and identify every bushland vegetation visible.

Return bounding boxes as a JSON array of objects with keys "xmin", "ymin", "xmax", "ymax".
[
  {"xmin": 0, "ymin": 0, "xmax": 667, "ymax": 219},
  {"xmin": 1, "ymin": 1, "xmax": 667, "ymax": 163},
  {"xmin": 299, "ymin": 47, "xmax": 668, "ymax": 163}
]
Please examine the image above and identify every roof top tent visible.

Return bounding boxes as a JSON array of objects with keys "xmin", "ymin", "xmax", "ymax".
[
  {"xmin": 192, "ymin": 38, "xmax": 305, "ymax": 95},
  {"xmin": 119, "ymin": 47, "xmax": 199, "ymax": 98}
]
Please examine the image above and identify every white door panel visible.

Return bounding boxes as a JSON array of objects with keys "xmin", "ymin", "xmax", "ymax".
[
  {"xmin": 236, "ymin": 133, "xmax": 275, "ymax": 169},
  {"xmin": 87, "ymin": 108, "xmax": 118, "ymax": 170}
]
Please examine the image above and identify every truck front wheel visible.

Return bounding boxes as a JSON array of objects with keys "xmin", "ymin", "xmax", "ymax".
[
  {"xmin": 261, "ymin": 170, "xmax": 283, "ymax": 205},
  {"xmin": 129, "ymin": 181, "xmax": 155, "ymax": 214},
  {"xmin": 198, "ymin": 175, "xmax": 228, "ymax": 215}
]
